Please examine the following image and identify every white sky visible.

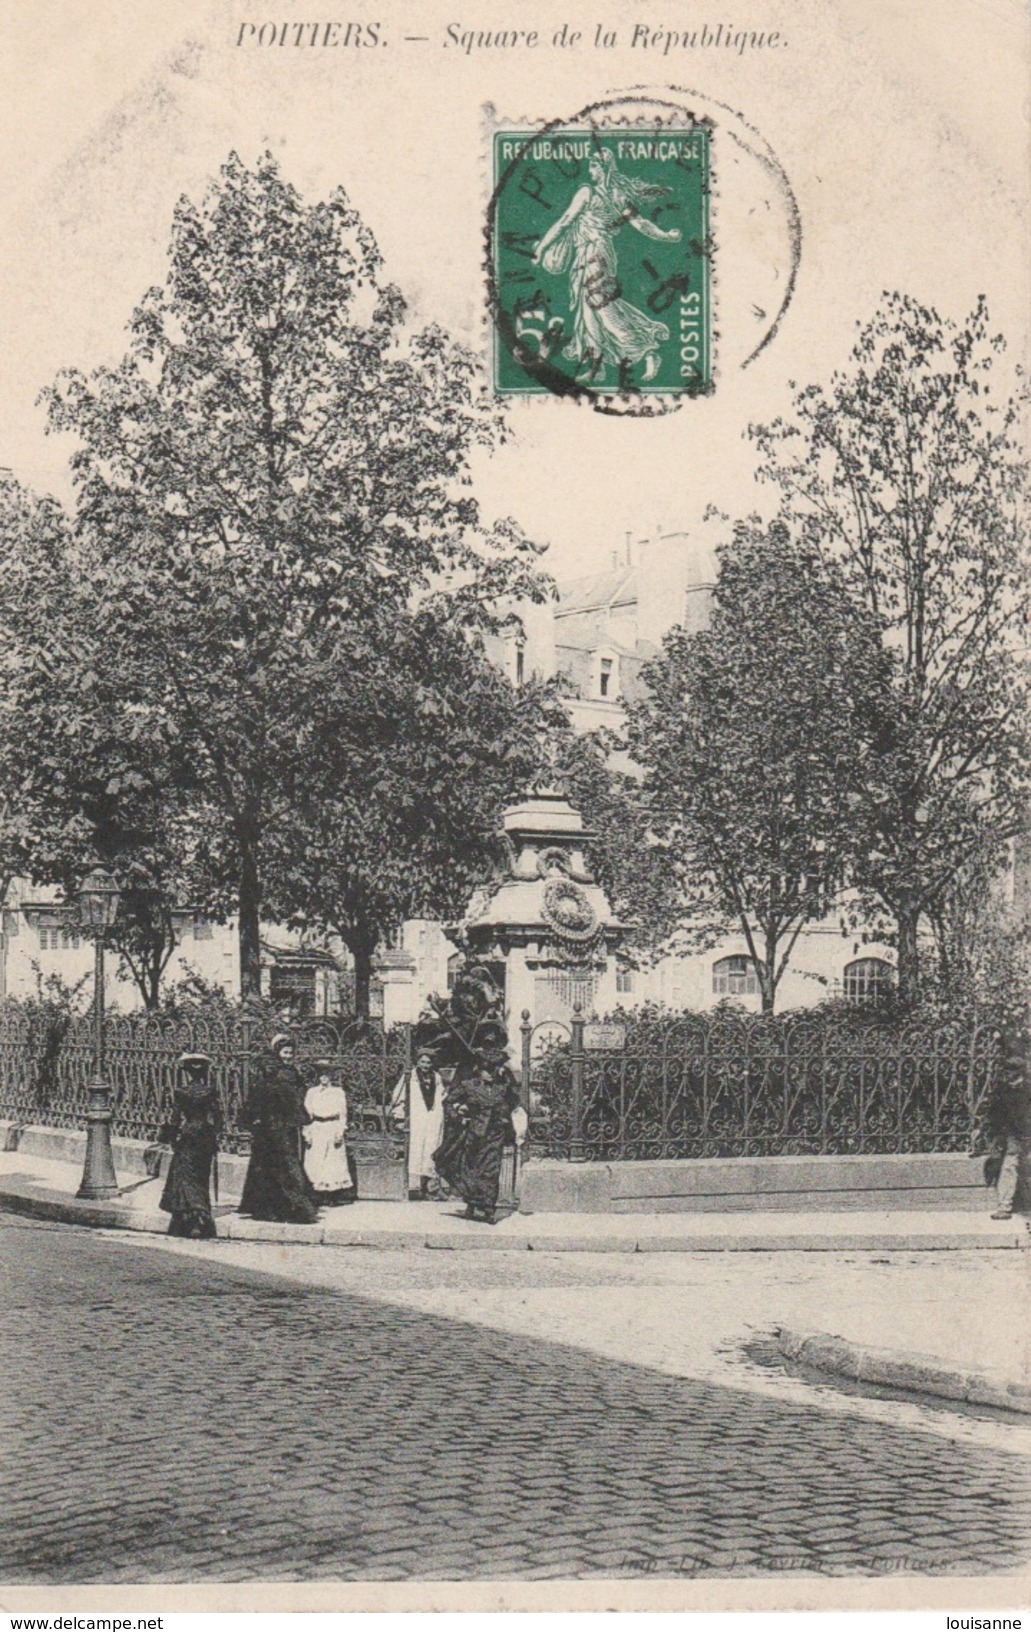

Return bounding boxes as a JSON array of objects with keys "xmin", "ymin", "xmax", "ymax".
[{"xmin": 0, "ymin": 0, "xmax": 1027, "ymax": 583}]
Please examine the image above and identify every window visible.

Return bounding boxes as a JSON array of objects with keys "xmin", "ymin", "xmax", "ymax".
[
  {"xmin": 712, "ymin": 955, "xmax": 759, "ymax": 996},
  {"xmin": 599, "ymin": 657, "xmax": 614, "ymax": 698},
  {"xmin": 616, "ymin": 966, "xmax": 634, "ymax": 994},
  {"xmin": 193, "ymin": 918, "xmax": 213, "ymax": 941},
  {"xmin": 515, "ymin": 645, "xmax": 525, "ymax": 685},
  {"xmin": 39, "ymin": 926, "xmax": 80, "ymax": 951},
  {"xmin": 843, "ymin": 957, "xmax": 894, "ymax": 1007}
]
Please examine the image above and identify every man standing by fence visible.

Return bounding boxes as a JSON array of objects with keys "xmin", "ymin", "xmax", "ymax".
[
  {"xmin": 391, "ymin": 1049, "xmax": 447, "ymax": 1199},
  {"xmin": 986, "ymin": 1007, "xmax": 1031, "ymax": 1220}
]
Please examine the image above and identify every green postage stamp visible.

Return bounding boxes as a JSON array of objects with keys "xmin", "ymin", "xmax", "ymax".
[{"xmin": 489, "ymin": 124, "xmax": 711, "ymax": 400}]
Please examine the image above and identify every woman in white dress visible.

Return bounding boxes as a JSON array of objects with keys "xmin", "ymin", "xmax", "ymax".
[
  {"xmin": 301, "ymin": 1070, "xmax": 357, "ymax": 1205},
  {"xmin": 532, "ymin": 148, "xmax": 682, "ymax": 385}
]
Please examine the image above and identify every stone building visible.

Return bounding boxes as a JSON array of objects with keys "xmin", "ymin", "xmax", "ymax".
[
  {"xmin": 474, "ymin": 528, "xmax": 899, "ymax": 1023},
  {"xmin": 0, "ymin": 877, "xmax": 348, "ymax": 1018}
]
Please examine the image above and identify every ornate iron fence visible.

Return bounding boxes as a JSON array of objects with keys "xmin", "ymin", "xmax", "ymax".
[
  {"xmin": 0, "ymin": 1007, "xmax": 411, "ymax": 1158},
  {"xmin": 522, "ymin": 1007, "xmax": 998, "ymax": 1161},
  {"xmin": 4, "ymin": 998, "xmax": 990, "ymax": 1173}
]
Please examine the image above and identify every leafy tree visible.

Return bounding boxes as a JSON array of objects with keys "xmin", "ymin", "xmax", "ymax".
[
  {"xmin": 923, "ymin": 820, "xmax": 1031, "ymax": 1021},
  {"xmin": 0, "ymin": 474, "xmax": 78, "ymax": 912},
  {"xmin": 625, "ymin": 523, "xmax": 887, "ymax": 1012},
  {"xmin": 752, "ymin": 294, "xmax": 1030, "ymax": 1001},
  {"xmin": 267, "ymin": 607, "xmax": 565, "ymax": 1016},
  {"xmin": 0, "ymin": 471, "xmax": 197, "ymax": 1008},
  {"xmin": 42, "ymin": 153, "xmax": 551, "ymax": 999}
]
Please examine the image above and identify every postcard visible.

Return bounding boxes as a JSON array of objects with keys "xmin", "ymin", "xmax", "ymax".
[{"xmin": 0, "ymin": 0, "xmax": 1028, "ymax": 1616}]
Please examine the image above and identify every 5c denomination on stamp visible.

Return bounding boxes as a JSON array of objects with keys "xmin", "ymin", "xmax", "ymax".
[{"xmin": 489, "ymin": 121, "xmax": 711, "ymax": 404}]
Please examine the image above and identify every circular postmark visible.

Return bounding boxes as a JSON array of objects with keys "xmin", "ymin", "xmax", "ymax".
[{"xmin": 485, "ymin": 89, "xmax": 800, "ymax": 415}]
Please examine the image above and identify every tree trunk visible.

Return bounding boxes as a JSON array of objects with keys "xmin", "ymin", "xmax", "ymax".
[
  {"xmin": 238, "ymin": 839, "xmax": 263, "ymax": 1000},
  {"xmin": 145, "ymin": 952, "xmax": 162, "ymax": 1012},
  {"xmin": 351, "ymin": 930, "xmax": 375, "ymax": 1021},
  {"xmin": 760, "ymin": 928, "xmax": 777, "ymax": 1015},
  {"xmin": 895, "ymin": 903, "xmax": 921, "ymax": 1008},
  {"xmin": 929, "ymin": 909, "xmax": 951, "ymax": 993}
]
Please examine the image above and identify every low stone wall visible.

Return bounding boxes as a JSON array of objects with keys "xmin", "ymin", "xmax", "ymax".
[
  {"xmin": 519, "ymin": 1151, "xmax": 989, "ymax": 1214},
  {"xmin": 3, "ymin": 1122, "xmax": 992, "ymax": 1214}
]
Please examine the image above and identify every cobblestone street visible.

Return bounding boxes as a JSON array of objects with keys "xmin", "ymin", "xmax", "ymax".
[{"xmin": 2, "ymin": 1216, "xmax": 1030, "ymax": 1585}]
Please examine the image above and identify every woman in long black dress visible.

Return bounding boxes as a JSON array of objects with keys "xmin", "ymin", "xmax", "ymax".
[
  {"xmin": 159, "ymin": 1053, "xmax": 221, "ymax": 1239},
  {"xmin": 434, "ymin": 1065, "xmax": 523, "ymax": 1224},
  {"xmin": 239, "ymin": 1034, "xmax": 320, "ymax": 1224}
]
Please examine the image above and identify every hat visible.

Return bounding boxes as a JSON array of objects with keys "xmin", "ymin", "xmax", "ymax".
[
  {"xmin": 270, "ymin": 1032, "xmax": 293, "ymax": 1053},
  {"xmin": 178, "ymin": 1052, "xmax": 212, "ymax": 1069}
]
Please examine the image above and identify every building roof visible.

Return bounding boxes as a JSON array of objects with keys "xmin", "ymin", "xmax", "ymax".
[
  {"xmin": 555, "ymin": 629, "xmax": 641, "ymax": 658},
  {"xmin": 555, "ymin": 567, "xmax": 637, "ymax": 618},
  {"xmin": 260, "ymin": 938, "xmax": 341, "ymax": 970}
]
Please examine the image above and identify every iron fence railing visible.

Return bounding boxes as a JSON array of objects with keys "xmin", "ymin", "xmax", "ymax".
[
  {"xmin": 0, "ymin": 1002, "xmax": 998, "ymax": 1170},
  {"xmin": 0, "ymin": 1009, "xmax": 411, "ymax": 1157},
  {"xmin": 521, "ymin": 1007, "xmax": 998, "ymax": 1162}
]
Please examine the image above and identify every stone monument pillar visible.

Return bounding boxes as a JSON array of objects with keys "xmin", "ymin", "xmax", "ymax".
[{"xmin": 462, "ymin": 790, "xmax": 626, "ymax": 1060}]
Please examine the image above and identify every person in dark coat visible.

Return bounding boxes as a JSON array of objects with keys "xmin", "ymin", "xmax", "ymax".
[
  {"xmin": 985, "ymin": 1010, "xmax": 1031, "ymax": 1219},
  {"xmin": 433, "ymin": 1064, "xmax": 526, "ymax": 1224},
  {"xmin": 239, "ymin": 1034, "xmax": 320, "ymax": 1224},
  {"xmin": 159, "ymin": 1053, "xmax": 221, "ymax": 1239}
]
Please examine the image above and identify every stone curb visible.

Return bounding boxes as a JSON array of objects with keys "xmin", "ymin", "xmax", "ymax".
[
  {"xmin": 0, "ymin": 1182, "xmax": 168, "ymax": 1234},
  {"xmin": 2, "ymin": 1171, "xmax": 1029, "ymax": 1254},
  {"xmin": 775, "ymin": 1325, "xmax": 1031, "ymax": 1415}
]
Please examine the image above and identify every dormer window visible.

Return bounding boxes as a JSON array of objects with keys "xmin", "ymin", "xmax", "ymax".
[{"xmin": 599, "ymin": 657, "xmax": 614, "ymax": 698}]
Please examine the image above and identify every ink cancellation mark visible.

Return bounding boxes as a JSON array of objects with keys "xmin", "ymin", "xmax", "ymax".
[{"xmin": 488, "ymin": 121, "xmax": 712, "ymax": 406}]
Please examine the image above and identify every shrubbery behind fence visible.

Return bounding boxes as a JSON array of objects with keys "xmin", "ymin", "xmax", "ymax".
[
  {"xmin": 528, "ymin": 1008, "xmax": 998, "ymax": 1161},
  {"xmin": 0, "ymin": 1002, "xmax": 998, "ymax": 1161},
  {"xmin": 0, "ymin": 1008, "xmax": 411, "ymax": 1156}
]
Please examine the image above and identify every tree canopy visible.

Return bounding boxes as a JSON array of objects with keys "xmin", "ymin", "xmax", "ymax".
[
  {"xmin": 752, "ymin": 293, "xmax": 1030, "ymax": 1000},
  {"xmin": 625, "ymin": 522, "xmax": 888, "ymax": 1012},
  {"xmin": 36, "ymin": 153, "xmax": 555, "ymax": 1003}
]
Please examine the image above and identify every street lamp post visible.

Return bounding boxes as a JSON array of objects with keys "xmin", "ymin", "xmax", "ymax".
[{"xmin": 76, "ymin": 866, "xmax": 122, "ymax": 1202}]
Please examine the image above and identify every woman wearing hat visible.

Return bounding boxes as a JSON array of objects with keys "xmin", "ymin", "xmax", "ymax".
[
  {"xmin": 239, "ymin": 1034, "xmax": 320, "ymax": 1224},
  {"xmin": 434, "ymin": 1062, "xmax": 526, "ymax": 1225},
  {"xmin": 159, "ymin": 1053, "xmax": 221, "ymax": 1239}
]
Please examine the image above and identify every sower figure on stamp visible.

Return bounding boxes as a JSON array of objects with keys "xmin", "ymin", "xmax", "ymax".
[
  {"xmin": 391, "ymin": 1049, "xmax": 447, "ymax": 1199},
  {"xmin": 531, "ymin": 148, "xmax": 681, "ymax": 385},
  {"xmin": 302, "ymin": 1065, "xmax": 357, "ymax": 1206},
  {"xmin": 159, "ymin": 1052, "xmax": 221, "ymax": 1239},
  {"xmin": 984, "ymin": 1007, "xmax": 1031, "ymax": 1220},
  {"xmin": 239, "ymin": 1033, "xmax": 320, "ymax": 1224}
]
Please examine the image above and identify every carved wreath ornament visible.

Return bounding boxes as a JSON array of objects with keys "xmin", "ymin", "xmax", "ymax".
[{"xmin": 542, "ymin": 878, "xmax": 599, "ymax": 942}]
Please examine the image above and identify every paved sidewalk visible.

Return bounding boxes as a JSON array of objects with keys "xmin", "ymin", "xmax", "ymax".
[{"xmin": 1, "ymin": 1147, "xmax": 1027, "ymax": 1252}]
